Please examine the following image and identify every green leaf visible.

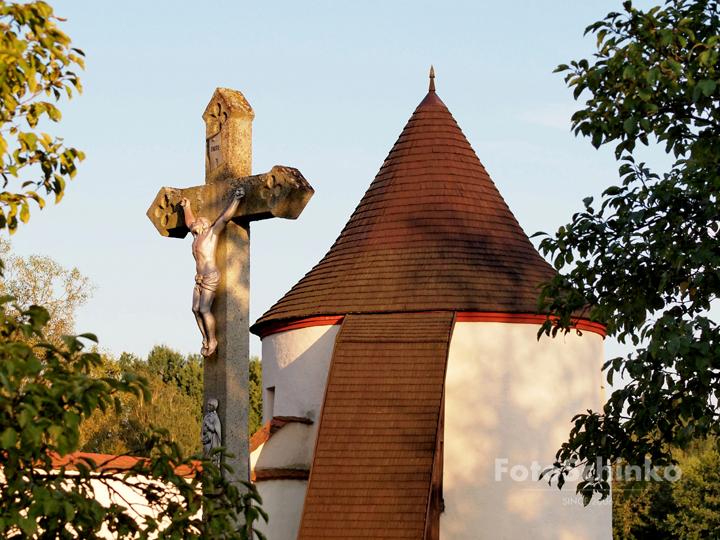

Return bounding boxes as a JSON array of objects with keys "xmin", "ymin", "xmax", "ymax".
[
  {"xmin": 623, "ymin": 116, "xmax": 638, "ymax": 134},
  {"xmin": 696, "ymin": 79, "xmax": 717, "ymax": 97},
  {"xmin": 545, "ymin": 0, "xmax": 720, "ymax": 504},
  {"xmin": 638, "ymin": 88, "xmax": 652, "ymax": 101},
  {"xmin": 48, "ymin": 424, "xmax": 64, "ymax": 442},
  {"xmin": 0, "ymin": 427, "xmax": 17, "ymax": 449}
]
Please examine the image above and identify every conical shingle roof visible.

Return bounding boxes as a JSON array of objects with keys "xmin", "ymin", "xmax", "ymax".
[{"xmin": 251, "ymin": 87, "xmax": 557, "ymax": 335}]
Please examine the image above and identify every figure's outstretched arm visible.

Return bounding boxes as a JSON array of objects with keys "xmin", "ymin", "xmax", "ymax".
[
  {"xmin": 180, "ymin": 198, "xmax": 196, "ymax": 229},
  {"xmin": 213, "ymin": 187, "xmax": 244, "ymax": 230}
]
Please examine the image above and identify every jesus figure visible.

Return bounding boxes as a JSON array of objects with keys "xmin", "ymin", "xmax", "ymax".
[{"xmin": 180, "ymin": 187, "xmax": 244, "ymax": 356}]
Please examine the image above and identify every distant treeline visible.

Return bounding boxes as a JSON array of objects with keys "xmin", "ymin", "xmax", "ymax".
[{"xmin": 80, "ymin": 345, "xmax": 263, "ymax": 457}]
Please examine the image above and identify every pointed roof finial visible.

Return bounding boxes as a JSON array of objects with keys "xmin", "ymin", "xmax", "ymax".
[{"xmin": 429, "ymin": 65, "xmax": 436, "ymax": 92}]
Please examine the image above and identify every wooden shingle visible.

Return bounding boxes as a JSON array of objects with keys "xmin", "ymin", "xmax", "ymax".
[{"xmin": 298, "ymin": 312, "xmax": 454, "ymax": 540}]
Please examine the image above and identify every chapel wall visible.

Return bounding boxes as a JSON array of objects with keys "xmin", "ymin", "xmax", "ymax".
[
  {"xmin": 251, "ymin": 422, "xmax": 317, "ymax": 471},
  {"xmin": 260, "ymin": 324, "xmax": 338, "ymax": 424},
  {"xmin": 254, "ymin": 479, "xmax": 308, "ymax": 540},
  {"xmin": 441, "ymin": 321, "xmax": 611, "ymax": 540},
  {"xmin": 257, "ymin": 326, "xmax": 337, "ymax": 540}
]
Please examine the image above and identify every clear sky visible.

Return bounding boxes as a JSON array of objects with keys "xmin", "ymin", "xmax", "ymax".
[{"xmin": 7, "ymin": 0, "xmax": 669, "ymax": 362}]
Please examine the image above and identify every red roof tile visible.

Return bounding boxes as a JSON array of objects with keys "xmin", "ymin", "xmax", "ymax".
[
  {"xmin": 250, "ymin": 416, "xmax": 313, "ymax": 453},
  {"xmin": 251, "ymin": 90, "xmax": 556, "ymax": 335},
  {"xmin": 298, "ymin": 312, "xmax": 454, "ymax": 539},
  {"xmin": 49, "ymin": 452, "xmax": 198, "ymax": 478}
]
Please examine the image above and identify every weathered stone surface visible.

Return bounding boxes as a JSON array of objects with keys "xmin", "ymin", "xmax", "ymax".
[
  {"xmin": 206, "ymin": 219, "xmax": 250, "ymax": 486},
  {"xmin": 146, "ymin": 166, "xmax": 314, "ymax": 238},
  {"xmin": 203, "ymin": 87, "xmax": 254, "ymax": 185},
  {"xmin": 202, "ymin": 87, "xmax": 253, "ymax": 488}
]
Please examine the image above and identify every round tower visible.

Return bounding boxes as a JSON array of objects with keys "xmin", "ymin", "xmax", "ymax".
[{"xmin": 249, "ymin": 71, "xmax": 610, "ymax": 540}]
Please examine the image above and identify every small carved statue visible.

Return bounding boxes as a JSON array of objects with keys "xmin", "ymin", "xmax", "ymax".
[
  {"xmin": 202, "ymin": 398, "xmax": 222, "ymax": 468},
  {"xmin": 181, "ymin": 188, "xmax": 244, "ymax": 356}
]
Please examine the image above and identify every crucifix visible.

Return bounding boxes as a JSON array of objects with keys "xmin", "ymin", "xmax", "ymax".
[{"xmin": 147, "ymin": 87, "xmax": 313, "ymax": 484}]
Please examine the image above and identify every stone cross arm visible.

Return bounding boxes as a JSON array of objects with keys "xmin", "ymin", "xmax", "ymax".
[{"xmin": 147, "ymin": 165, "xmax": 314, "ymax": 238}]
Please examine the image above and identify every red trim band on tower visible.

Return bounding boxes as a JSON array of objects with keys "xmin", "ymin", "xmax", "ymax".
[
  {"xmin": 454, "ymin": 312, "xmax": 606, "ymax": 337},
  {"xmin": 257, "ymin": 312, "xmax": 606, "ymax": 339},
  {"xmin": 255, "ymin": 316, "xmax": 344, "ymax": 339}
]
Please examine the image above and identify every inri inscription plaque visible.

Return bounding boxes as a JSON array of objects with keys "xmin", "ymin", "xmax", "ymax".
[
  {"xmin": 207, "ymin": 102, "xmax": 225, "ymax": 171},
  {"xmin": 208, "ymin": 131, "xmax": 222, "ymax": 170}
]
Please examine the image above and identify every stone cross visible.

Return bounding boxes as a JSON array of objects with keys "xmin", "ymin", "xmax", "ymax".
[{"xmin": 147, "ymin": 88, "xmax": 313, "ymax": 485}]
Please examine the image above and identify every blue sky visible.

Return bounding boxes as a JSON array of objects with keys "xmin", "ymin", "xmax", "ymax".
[{"xmin": 7, "ymin": 0, "xmax": 669, "ymax": 361}]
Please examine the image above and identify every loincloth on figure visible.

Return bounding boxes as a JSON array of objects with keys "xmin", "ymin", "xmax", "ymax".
[{"xmin": 195, "ymin": 270, "xmax": 221, "ymax": 293}]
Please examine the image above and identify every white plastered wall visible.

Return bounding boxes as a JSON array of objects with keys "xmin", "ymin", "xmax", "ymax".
[
  {"xmin": 250, "ymin": 423, "xmax": 316, "ymax": 540},
  {"xmin": 441, "ymin": 321, "xmax": 611, "ymax": 540},
  {"xmin": 251, "ymin": 422, "xmax": 317, "ymax": 471},
  {"xmin": 261, "ymin": 324, "xmax": 339, "ymax": 424},
  {"xmin": 254, "ymin": 479, "xmax": 309, "ymax": 540},
  {"xmin": 257, "ymin": 324, "xmax": 338, "ymax": 540}
]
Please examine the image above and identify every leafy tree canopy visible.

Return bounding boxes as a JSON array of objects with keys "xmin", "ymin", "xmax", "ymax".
[
  {"xmin": 666, "ymin": 441, "xmax": 720, "ymax": 538},
  {"xmin": 537, "ymin": 0, "xmax": 720, "ymax": 501},
  {"xmin": 0, "ymin": 300, "xmax": 266, "ymax": 539},
  {"xmin": 145, "ymin": 345, "xmax": 204, "ymax": 415},
  {"xmin": 0, "ymin": 2, "xmax": 266, "ymax": 537},
  {"xmin": 613, "ymin": 438, "xmax": 720, "ymax": 539},
  {"xmin": 0, "ymin": 1, "xmax": 84, "ymax": 233},
  {"xmin": 80, "ymin": 353, "xmax": 203, "ymax": 458},
  {"xmin": 0, "ymin": 239, "xmax": 95, "ymax": 348},
  {"xmin": 120, "ymin": 346, "xmax": 204, "ymax": 422},
  {"xmin": 81, "ymin": 348, "xmax": 264, "ymax": 457},
  {"xmin": 249, "ymin": 357, "xmax": 262, "ymax": 436}
]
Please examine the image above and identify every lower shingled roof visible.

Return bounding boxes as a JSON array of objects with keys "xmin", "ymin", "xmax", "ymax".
[{"xmin": 298, "ymin": 312, "xmax": 454, "ymax": 539}]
